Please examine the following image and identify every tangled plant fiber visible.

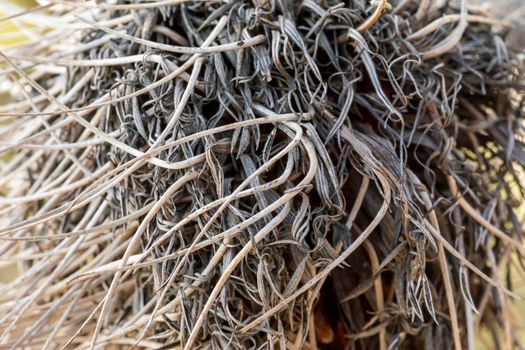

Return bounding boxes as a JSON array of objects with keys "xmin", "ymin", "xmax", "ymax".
[{"xmin": 0, "ymin": 0, "xmax": 524, "ymax": 349}]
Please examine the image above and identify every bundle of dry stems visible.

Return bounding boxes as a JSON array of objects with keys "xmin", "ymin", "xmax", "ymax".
[{"xmin": 0, "ymin": 0, "xmax": 524, "ymax": 349}]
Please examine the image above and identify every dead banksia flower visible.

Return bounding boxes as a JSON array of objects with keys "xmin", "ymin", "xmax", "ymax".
[{"xmin": 0, "ymin": 1, "xmax": 524, "ymax": 349}]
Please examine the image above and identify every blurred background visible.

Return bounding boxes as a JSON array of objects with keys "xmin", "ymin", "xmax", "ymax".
[{"xmin": 0, "ymin": 0, "xmax": 38, "ymax": 47}]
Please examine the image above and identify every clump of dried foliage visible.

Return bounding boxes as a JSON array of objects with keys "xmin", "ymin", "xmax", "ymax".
[{"xmin": 0, "ymin": 0, "xmax": 524, "ymax": 349}]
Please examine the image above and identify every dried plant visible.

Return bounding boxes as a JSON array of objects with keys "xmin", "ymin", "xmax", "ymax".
[{"xmin": 0, "ymin": 0, "xmax": 524, "ymax": 349}]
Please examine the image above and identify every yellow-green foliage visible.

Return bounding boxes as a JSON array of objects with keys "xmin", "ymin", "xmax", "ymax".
[{"xmin": 0, "ymin": 0, "xmax": 38, "ymax": 46}]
